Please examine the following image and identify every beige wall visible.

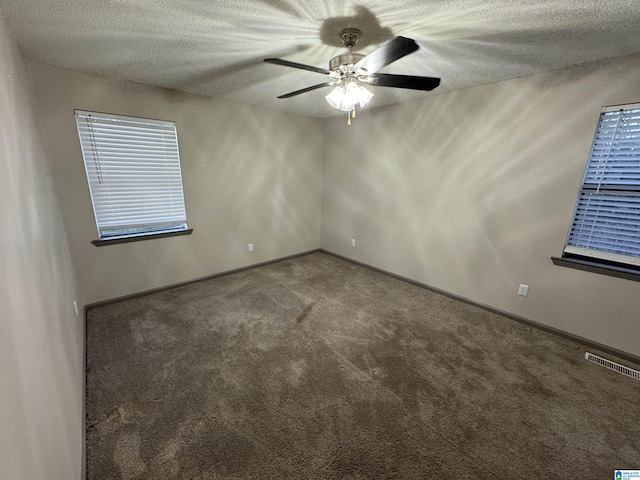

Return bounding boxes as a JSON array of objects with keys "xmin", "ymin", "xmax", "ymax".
[
  {"xmin": 28, "ymin": 62, "xmax": 323, "ymax": 305},
  {"xmin": 21, "ymin": 42, "xmax": 640, "ymax": 361},
  {"xmin": 0, "ymin": 11, "xmax": 84, "ymax": 480},
  {"xmin": 322, "ymin": 53, "xmax": 640, "ymax": 358}
]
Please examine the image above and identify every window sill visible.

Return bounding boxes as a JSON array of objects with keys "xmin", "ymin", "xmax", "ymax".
[
  {"xmin": 551, "ymin": 255, "xmax": 640, "ymax": 282},
  {"xmin": 92, "ymin": 228, "xmax": 193, "ymax": 247}
]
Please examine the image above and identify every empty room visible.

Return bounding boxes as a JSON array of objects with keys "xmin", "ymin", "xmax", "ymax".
[{"xmin": 2, "ymin": 1, "xmax": 640, "ymax": 479}]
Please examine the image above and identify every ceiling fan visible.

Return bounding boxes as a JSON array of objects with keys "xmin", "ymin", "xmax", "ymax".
[{"xmin": 264, "ymin": 29, "xmax": 440, "ymax": 124}]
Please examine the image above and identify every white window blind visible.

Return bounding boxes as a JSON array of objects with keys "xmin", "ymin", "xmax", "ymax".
[
  {"xmin": 75, "ymin": 110, "xmax": 188, "ymax": 240},
  {"xmin": 564, "ymin": 103, "xmax": 640, "ymax": 266}
]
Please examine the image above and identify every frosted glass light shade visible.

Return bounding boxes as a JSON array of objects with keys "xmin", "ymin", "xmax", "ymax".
[
  {"xmin": 325, "ymin": 85, "xmax": 350, "ymax": 111},
  {"xmin": 325, "ymin": 81, "xmax": 373, "ymax": 111},
  {"xmin": 345, "ymin": 81, "xmax": 373, "ymax": 108}
]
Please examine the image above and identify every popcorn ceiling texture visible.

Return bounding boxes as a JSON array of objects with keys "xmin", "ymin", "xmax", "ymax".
[
  {"xmin": 85, "ymin": 252, "xmax": 640, "ymax": 479},
  {"xmin": 1, "ymin": 0, "xmax": 640, "ymax": 117}
]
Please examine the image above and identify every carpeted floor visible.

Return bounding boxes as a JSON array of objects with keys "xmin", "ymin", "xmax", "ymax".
[{"xmin": 86, "ymin": 252, "xmax": 640, "ymax": 479}]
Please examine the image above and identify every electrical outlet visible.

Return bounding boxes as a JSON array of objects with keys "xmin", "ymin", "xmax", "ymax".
[
  {"xmin": 517, "ymin": 284, "xmax": 529, "ymax": 297},
  {"xmin": 248, "ymin": 243, "xmax": 254, "ymax": 252},
  {"xmin": 351, "ymin": 239, "xmax": 356, "ymax": 247}
]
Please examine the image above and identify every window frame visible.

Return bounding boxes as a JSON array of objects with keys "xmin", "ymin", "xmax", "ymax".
[
  {"xmin": 75, "ymin": 110, "xmax": 192, "ymax": 246},
  {"xmin": 553, "ymin": 102, "xmax": 640, "ymax": 281}
]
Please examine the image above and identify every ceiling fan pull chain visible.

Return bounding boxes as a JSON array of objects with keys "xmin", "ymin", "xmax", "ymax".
[
  {"xmin": 352, "ymin": 109, "xmax": 356, "ymax": 118},
  {"xmin": 347, "ymin": 110, "xmax": 352, "ymax": 126}
]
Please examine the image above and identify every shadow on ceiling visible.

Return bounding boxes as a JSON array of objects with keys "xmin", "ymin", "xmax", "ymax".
[{"xmin": 320, "ymin": 6, "xmax": 393, "ymax": 50}]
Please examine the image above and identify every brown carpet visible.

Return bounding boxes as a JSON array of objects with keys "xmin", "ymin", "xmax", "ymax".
[{"xmin": 86, "ymin": 252, "xmax": 640, "ymax": 479}]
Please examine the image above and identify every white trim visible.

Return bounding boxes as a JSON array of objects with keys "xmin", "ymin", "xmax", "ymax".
[
  {"xmin": 74, "ymin": 110, "xmax": 176, "ymax": 127},
  {"xmin": 602, "ymin": 102, "xmax": 640, "ymax": 113},
  {"xmin": 564, "ymin": 246, "xmax": 640, "ymax": 267}
]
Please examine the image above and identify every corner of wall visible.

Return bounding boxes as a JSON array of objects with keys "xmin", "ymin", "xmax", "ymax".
[{"xmin": 0, "ymin": 10, "xmax": 84, "ymax": 480}]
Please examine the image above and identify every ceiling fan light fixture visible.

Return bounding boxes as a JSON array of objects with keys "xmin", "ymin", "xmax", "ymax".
[{"xmin": 325, "ymin": 79, "xmax": 373, "ymax": 112}]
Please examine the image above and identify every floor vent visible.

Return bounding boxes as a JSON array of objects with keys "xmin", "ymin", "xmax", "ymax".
[{"xmin": 585, "ymin": 352, "xmax": 640, "ymax": 381}]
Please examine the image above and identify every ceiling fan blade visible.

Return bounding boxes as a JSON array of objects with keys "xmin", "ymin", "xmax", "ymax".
[
  {"xmin": 264, "ymin": 58, "xmax": 333, "ymax": 76},
  {"xmin": 277, "ymin": 82, "xmax": 335, "ymax": 99},
  {"xmin": 363, "ymin": 73, "xmax": 441, "ymax": 91},
  {"xmin": 354, "ymin": 36, "xmax": 419, "ymax": 75}
]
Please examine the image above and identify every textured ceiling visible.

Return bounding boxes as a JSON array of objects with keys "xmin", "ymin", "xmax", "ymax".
[{"xmin": 2, "ymin": 0, "xmax": 640, "ymax": 118}]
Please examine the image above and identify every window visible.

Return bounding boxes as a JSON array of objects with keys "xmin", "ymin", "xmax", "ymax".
[
  {"xmin": 557, "ymin": 103, "xmax": 640, "ymax": 277},
  {"xmin": 75, "ymin": 110, "xmax": 191, "ymax": 245}
]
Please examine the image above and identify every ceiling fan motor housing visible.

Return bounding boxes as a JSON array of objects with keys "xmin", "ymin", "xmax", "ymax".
[{"xmin": 329, "ymin": 53, "xmax": 365, "ymax": 73}]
